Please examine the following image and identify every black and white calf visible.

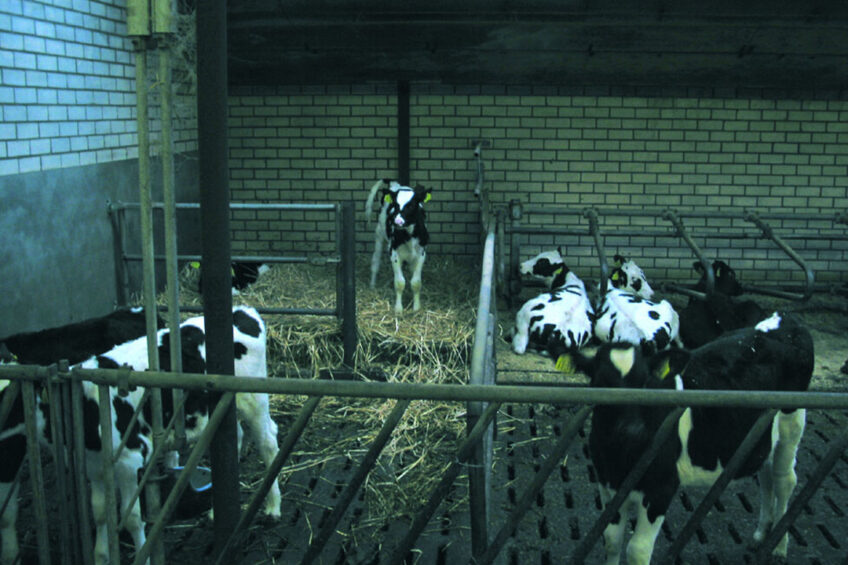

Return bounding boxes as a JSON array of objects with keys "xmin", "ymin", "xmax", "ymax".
[
  {"xmin": 0, "ymin": 306, "xmax": 280, "ymax": 565},
  {"xmin": 0, "ymin": 306, "xmax": 158, "ymax": 366},
  {"xmin": 552, "ymin": 312, "xmax": 814, "ymax": 564},
  {"xmin": 366, "ymin": 179, "xmax": 432, "ymax": 313},
  {"xmin": 608, "ymin": 254, "xmax": 654, "ymax": 299},
  {"xmin": 593, "ymin": 288, "xmax": 681, "ymax": 355},
  {"xmin": 679, "ymin": 260, "xmax": 766, "ymax": 349},
  {"xmin": 510, "ymin": 249, "xmax": 594, "ymax": 355}
]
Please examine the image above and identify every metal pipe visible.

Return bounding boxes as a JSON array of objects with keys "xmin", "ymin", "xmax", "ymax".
[
  {"xmin": 582, "ymin": 207, "xmax": 610, "ymax": 293},
  {"xmin": 468, "ymin": 224, "xmax": 497, "ymax": 560},
  {"xmin": 397, "ymin": 80, "xmax": 410, "ymax": 185},
  {"xmin": 97, "ymin": 383, "xmax": 121, "ymax": 564},
  {"xmin": 159, "ymin": 32, "xmax": 186, "ymax": 454},
  {"xmin": 660, "ymin": 409, "xmax": 777, "ymax": 564},
  {"xmin": 22, "ymin": 381, "xmax": 51, "ymax": 565},
  {"xmin": 123, "ymin": 252, "xmax": 341, "ymax": 264},
  {"xmin": 386, "ymin": 401, "xmax": 501, "ymax": 565},
  {"xmin": 519, "ymin": 205, "xmax": 845, "ymax": 222},
  {"xmin": 133, "ymin": 393, "xmax": 236, "ymax": 565},
  {"xmin": 662, "ymin": 208, "xmax": 714, "ymax": 294},
  {"xmin": 163, "ymin": 304, "xmax": 337, "ymax": 316},
  {"xmin": 340, "ymin": 202, "xmax": 357, "ymax": 368},
  {"xmin": 113, "ymin": 200, "xmax": 338, "ymax": 211},
  {"xmin": 301, "ymin": 398, "xmax": 411, "ymax": 565},
  {"xmin": 215, "ymin": 395, "xmax": 322, "ymax": 564},
  {"xmin": 45, "ymin": 370, "xmax": 73, "ymax": 564},
  {"xmin": 570, "ymin": 407, "xmax": 685, "ymax": 563},
  {"xmin": 480, "ymin": 405, "xmax": 592, "ymax": 565},
  {"xmin": 743, "ymin": 210, "xmax": 816, "ymax": 301},
  {"xmin": 197, "ymin": 0, "xmax": 240, "ymax": 556},
  {"xmin": 70, "ymin": 379, "xmax": 95, "ymax": 565},
  {"xmin": 47, "ymin": 365, "xmax": 848, "ymax": 410}
]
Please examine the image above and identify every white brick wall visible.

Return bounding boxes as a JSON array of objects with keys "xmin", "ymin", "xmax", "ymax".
[{"xmin": 0, "ymin": 0, "xmax": 197, "ymax": 176}]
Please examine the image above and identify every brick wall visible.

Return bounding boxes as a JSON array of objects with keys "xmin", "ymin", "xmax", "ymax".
[
  {"xmin": 0, "ymin": 0, "xmax": 196, "ymax": 176},
  {"xmin": 229, "ymin": 84, "xmax": 848, "ymax": 286}
]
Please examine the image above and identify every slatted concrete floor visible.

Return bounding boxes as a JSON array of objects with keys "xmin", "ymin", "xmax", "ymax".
[
  {"xmin": 156, "ymin": 404, "xmax": 848, "ymax": 564},
  {"xmin": 11, "ymin": 403, "xmax": 848, "ymax": 564}
]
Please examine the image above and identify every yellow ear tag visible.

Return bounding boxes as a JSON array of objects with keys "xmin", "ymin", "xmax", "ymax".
[
  {"xmin": 190, "ymin": 261, "xmax": 201, "ymax": 269},
  {"xmin": 715, "ymin": 267, "xmax": 722, "ymax": 277},
  {"xmin": 230, "ymin": 267, "xmax": 236, "ymax": 276},
  {"xmin": 611, "ymin": 271, "xmax": 619, "ymax": 281},
  {"xmin": 553, "ymin": 267, "xmax": 563, "ymax": 276},
  {"xmin": 384, "ymin": 194, "xmax": 392, "ymax": 204},
  {"xmin": 424, "ymin": 193, "xmax": 432, "ymax": 203},
  {"xmin": 555, "ymin": 354, "xmax": 574, "ymax": 373},
  {"xmin": 656, "ymin": 358, "xmax": 671, "ymax": 380}
]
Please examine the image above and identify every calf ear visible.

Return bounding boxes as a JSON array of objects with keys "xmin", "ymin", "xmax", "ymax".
[
  {"xmin": 613, "ymin": 254, "xmax": 625, "ymax": 266},
  {"xmin": 382, "ymin": 188, "xmax": 394, "ymax": 204},
  {"xmin": 649, "ymin": 349, "xmax": 690, "ymax": 381}
]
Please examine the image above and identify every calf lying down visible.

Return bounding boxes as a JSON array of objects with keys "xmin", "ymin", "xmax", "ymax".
[
  {"xmin": 552, "ymin": 312, "xmax": 814, "ymax": 564},
  {"xmin": 1, "ymin": 306, "xmax": 280, "ymax": 565},
  {"xmin": 509, "ymin": 249, "xmax": 594, "ymax": 354}
]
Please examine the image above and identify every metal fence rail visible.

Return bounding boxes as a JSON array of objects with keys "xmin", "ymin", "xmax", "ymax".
[{"xmin": 3, "ymin": 361, "xmax": 848, "ymax": 563}]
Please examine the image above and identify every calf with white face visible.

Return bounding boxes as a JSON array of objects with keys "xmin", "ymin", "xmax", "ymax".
[
  {"xmin": 366, "ymin": 179, "xmax": 432, "ymax": 313},
  {"xmin": 510, "ymin": 249, "xmax": 594, "ymax": 355},
  {"xmin": 552, "ymin": 312, "xmax": 814, "ymax": 565}
]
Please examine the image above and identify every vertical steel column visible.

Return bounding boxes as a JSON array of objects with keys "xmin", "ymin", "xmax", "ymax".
[
  {"xmin": 22, "ymin": 381, "xmax": 50, "ymax": 565},
  {"xmin": 135, "ymin": 34, "xmax": 167, "ymax": 565},
  {"xmin": 340, "ymin": 202, "xmax": 357, "ymax": 368},
  {"xmin": 397, "ymin": 80, "xmax": 410, "ymax": 185},
  {"xmin": 468, "ymin": 227, "xmax": 497, "ymax": 561},
  {"xmin": 70, "ymin": 379, "xmax": 95, "ymax": 565},
  {"xmin": 158, "ymin": 30, "xmax": 186, "ymax": 452},
  {"xmin": 97, "ymin": 384, "xmax": 121, "ymax": 564},
  {"xmin": 196, "ymin": 0, "xmax": 240, "ymax": 559}
]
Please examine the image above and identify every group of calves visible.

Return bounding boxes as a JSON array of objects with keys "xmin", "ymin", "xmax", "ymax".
[
  {"xmin": 0, "ymin": 244, "xmax": 820, "ymax": 565},
  {"xmin": 509, "ymin": 249, "xmax": 816, "ymax": 564},
  {"xmin": 0, "ymin": 305, "xmax": 280, "ymax": 565}
]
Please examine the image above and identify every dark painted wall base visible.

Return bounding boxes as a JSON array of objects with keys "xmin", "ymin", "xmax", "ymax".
[{"xmin": 0, "ymin": 154, "xmax": 199, "ymax": 338}]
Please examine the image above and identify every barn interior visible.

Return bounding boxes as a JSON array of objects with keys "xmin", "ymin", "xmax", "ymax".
[{"xmin": 1, "ymin": 1, "xmax": 848, "ymax": 564}]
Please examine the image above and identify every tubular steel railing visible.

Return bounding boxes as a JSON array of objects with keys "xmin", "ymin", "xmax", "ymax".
[
  {"xmin": 4, "ymin": 346, "xmax": 848, "ymax": 563},
  {"xmin": 502, "ymin": 201, "xmax": 835, "ymax": 304}
]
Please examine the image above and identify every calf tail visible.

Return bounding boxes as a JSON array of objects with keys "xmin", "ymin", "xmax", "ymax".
[{"xmin": 365, "ymin": 179, "xmax": 386, "ymax": 219}]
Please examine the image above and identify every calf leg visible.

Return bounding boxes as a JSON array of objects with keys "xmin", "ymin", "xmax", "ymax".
[
  {"xmin": 755, "ymin": 409, "xmax": 806, "ymax": 557},
  {"xmin": 236, "ymin": 393, "xmax": 282, "ymax": 518},
  {"xmin": 390, "ymin": 251, "xmax": 406, "ymax": 314},
  {"xmin": 0, "ymin": 482, "xmax": 19, "ymax": 565},
  {"xmin": 409, "ymin": 247, "xmax": 426, "ymax": 312},
  {"xmin": 599, "ymin": 485, "xmax": 628, "ymax": 565},
  {"xmin": 626, "ymin": 495, "xmax": 664, "ymax": 565}
]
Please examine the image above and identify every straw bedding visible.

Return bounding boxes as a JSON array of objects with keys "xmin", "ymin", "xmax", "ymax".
[{"xmin": 172, "ymin": 255, "xmax": 479, "ymax": 531}]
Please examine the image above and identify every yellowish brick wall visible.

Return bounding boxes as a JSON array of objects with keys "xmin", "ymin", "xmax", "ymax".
[{"xmin": 228, "ymin": 85, "xmax": 848, "ymax": 286}]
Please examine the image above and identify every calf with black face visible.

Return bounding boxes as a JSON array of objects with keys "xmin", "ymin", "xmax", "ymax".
[
  {"xmin": 366, "ymin": 179, "xmax": 432, "ymax": 313},
  {"xmin": 552, "ymin": 311, "xmax": 814, "ymax": 565}
]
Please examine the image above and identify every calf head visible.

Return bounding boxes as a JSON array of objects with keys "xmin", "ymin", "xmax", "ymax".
[
  {"xmin": 694, "ymin": 260, "xmax": 744, "ymax": 296},
  {"xmin": 382, "ymin": 182, "xmax": 431, "ymax": 229},
  {"xmin": 518, "ymin": 247, "xmax": 569, "ymax": 289},
  {"xmin": 552, "ymin": 341, "xmax": 689, "ymax": 390},
  {"xmin": 610, "ymin": 254, "xmax": 654, "ymax": 299}
]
